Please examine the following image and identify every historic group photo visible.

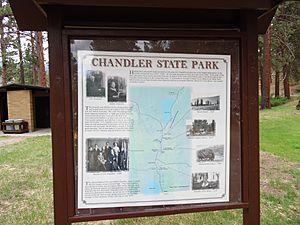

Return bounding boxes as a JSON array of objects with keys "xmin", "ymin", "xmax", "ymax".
[
  {"xmin": 86, "ymin": 138, "xmax": 129, "ymax": 172},
  {"xmin": 192, "ymin": 172, "xmax": 220, "ymax": 190}
]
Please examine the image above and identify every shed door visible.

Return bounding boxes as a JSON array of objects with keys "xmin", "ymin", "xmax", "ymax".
[
  {"xmin": 0, "ymin": 93, "xmax": 8, "ymax": 130},
  {"xmin": 34, "ymin": 96, "xmax": 50, "ymax": 128}
]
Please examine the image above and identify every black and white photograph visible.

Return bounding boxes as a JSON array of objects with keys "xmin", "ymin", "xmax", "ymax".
[
  {"xmin": 196, "ymin": 145, "xmax": 224, "ymax": 162},
  {"xmin": 191, "ymin": 96, "xmax": 220, "ymax": 110},
  {"xmin": 107, "ymin": 76, "xmax": 127, "ymax": 102},
  {"xmin": 86, "ymin": 70, "xmax": 106, "ymax": 97},
  {"xmin": 192, "ymin": 172, "xmax": 220, "ymax": 190},
  {"xmin": 186, "ymin": 119, "xmax": 216, "ymax": 137},
  {"xmin": 86, "ymin": 138, "xmax": 129, "ymax": 172}
]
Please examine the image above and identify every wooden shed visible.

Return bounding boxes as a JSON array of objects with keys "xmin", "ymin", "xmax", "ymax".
[{"xmin": 0, "ymin": 84, "xmax": 50, "ymax": 131}]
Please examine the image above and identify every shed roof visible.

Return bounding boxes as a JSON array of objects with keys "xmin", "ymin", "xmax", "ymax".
[
  {"xmin": 10, "ymin": 0, "xmax": 284, "ymax": 33},
  {"xmin": 0, "ymin": 84, "xmax": 50, "ymax": 92}
]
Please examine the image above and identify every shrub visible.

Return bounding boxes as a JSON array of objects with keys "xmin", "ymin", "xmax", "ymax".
[
  {"xmin": 258, "ymin": 96, "xmax": 288, "ymax": 107},
  {"xmin": 270, "ymin": 97, "xmax": 288, "ymax": 107}
]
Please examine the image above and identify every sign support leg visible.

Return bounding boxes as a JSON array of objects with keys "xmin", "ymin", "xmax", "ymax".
[
  {"xmin": 241, "ymin": 10, "xmax": 260, "ymax": 225},
  {"xmin": 48, "ymin": 7, "xmax": 71, "ymax": 225}
]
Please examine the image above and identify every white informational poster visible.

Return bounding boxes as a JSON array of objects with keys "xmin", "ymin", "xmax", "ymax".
[{"xmin": 77, "ymin": 51, "xmax": 231, "ymax": 209}]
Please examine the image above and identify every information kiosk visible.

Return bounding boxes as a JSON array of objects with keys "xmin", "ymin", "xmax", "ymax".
[{"xmin": 10, "ymin": 1, "xmax": 283, "ymax": 224}]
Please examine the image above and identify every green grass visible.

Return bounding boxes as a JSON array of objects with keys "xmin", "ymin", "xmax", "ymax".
[
  {"xmin": 260, "ymin": 98, "xmax": 300, "ymax": 162},
  {"xmin": 111, "ymin": 210, "xmax": 243, "ymax": 225},
  {"xmin": 0, "ymin": 136, "xmax": 53, "ymax": 225},
  {"xmin": 260, "ymin": 171, "xmax": 300, "ymax": 225},
  {"xmin": 258, "ymin": 98, "xmax": 300, "ymax": 225},
  {"xmin": 1, "ymin": 97, "xmax": 300, "ymax": 225}
]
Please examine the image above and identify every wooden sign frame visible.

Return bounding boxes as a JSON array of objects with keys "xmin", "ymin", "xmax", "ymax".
[{"xmin": 48, "ymin": 7, "xmax": 259, "ymax": 225}]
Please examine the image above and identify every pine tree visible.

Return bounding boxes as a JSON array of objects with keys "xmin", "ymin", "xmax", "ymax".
[
  {"xmin": 271, "ymin": 2, "xmax": 300, "ymax": 99},
  {"xmin": 0, "ymin": 0, "xmax": 11, "ymax": 85},
  {"xmin": 36, "ymin": 31, "xmax": 46, "ymax": 87},
  {"xmin": 30, "ymin": 31, "xmax": 38, "ymax": 85},
  {"xmin": 0, "ymin": 0, "xmax": 26, "ymax": 85},
  {"xmin": 0, "ymin": 0, "xmax": 48, "ymax": 86},
  {"xmin": 261, "ymin": 25, "xmax": 272, "ymax": 109},
  {"xmin": 258, "ymin": 1, "xmax": 300, "ymax": 103},
  {"xmin": 16, "ymin": 30, "xmax": 24, "ymax": 84}
]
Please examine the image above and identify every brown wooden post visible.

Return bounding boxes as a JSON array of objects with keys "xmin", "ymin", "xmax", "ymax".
[
  {"xmin": 48, "ymin": 6, "xmax": 71, "ymax": 225},
  {"xmin": 241, "ymin": 10, "xmax": 260, "ymax": 225}
]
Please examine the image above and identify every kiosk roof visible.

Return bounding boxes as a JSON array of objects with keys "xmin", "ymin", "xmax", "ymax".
[{"xmin": 10, "ymin": 0, "xmax": 284, "ymax": 32}]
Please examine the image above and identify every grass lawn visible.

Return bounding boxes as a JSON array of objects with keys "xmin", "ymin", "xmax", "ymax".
[
  {"xmin": 0, "ymin": 98, "xmax": 299, "ymax": 225},
  {"xmin": 260, "ymin": 98, "xmax": 300, "ymax": 162},
  {"xmin": 0, "ymin": 136, "xmax": 53, "ymax": 225}
]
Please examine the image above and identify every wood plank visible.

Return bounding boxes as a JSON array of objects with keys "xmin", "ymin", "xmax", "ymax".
[
  {"xmin": 48, "ymin": 6, "xmax": 71, "ymax": 225},
  {"xmin": 37, "ymin": 0, "xmax": 272, "ymax": 10},
  {"xmin": 10, "ymin": 0, "xmax": 47, "ymax": 30},
  {"xmin": 69, "ymin": 202, "xmax": 248, "ymax": 223},
  {"xmin": 240, "ymin": 10, "xmax": 260, "ymax": 225}
]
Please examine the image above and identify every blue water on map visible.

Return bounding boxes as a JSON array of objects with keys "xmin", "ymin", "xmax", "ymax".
[
  {"xmin": 143, "ymin": 181, "xmax": 161, "ymax": 195},
  {"xmin": 163, "ymin": 98, "xmax": 173, "ymax": 126}
]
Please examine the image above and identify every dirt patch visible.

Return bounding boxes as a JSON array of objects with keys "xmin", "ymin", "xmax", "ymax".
[
  {"xmin": 291, "ymin": 84, "xmax": 300, "ymax": 96},
  {"xmin": 23, "ymin": 190, "xmax": 36, "ymax": 198},
  {"xmin": 291, "ymin": 162, "xmax": 300, "ymax": 169},
  {"xmin": 0, "ymin": 164, "xmax": 17, "ymax": 172},
  {"xmin": 260, "ymin": 151, "xmax": 298, "ymax": 196},
  {"xmin": 0, "ymin": 137, "xmax": 27, "ymax": 147},
  {"xmin": 0, "ymin": 200, "xmax": 12, "ymax": 214},
  {"xmin": 267, "ymin": 83, "xmax": 300, "ymax": 97},
  {"xmin": 87, "ymin": 221, "xmax": 112, "ymax": 225}
]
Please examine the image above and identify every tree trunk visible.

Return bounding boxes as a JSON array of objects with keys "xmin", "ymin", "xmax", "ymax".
[
  {"xmin": 31, "ymin": 32, "xmax": 38, "ymax": 85},
  {"xmin": 0, "ymin": 0, "xmax": 7, "ymax": 85},
  {"xmin": 0, "ymin": 34, "xmax": 7, "ymax": 86},
  {"xmin": 17, "ymin": 30, "xmax": 25, "ymax": 84},
  {"xmin": 261, "ymin": 25, "xmax": 272, "ymax": 109},
  {"xmin": 283, "ymin": 64, "xmax": 291, "ymax": 99},
  {"xmin": 275, "ymin": 70, "xmax": 280, "ymax": 98},
  {"xmin": 258, "ymin": 45, "xmax": 264, "ymax": 99},
  {"xmin": 36, "ymin": 31, "xmax": 46, "ymax": 87}
]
